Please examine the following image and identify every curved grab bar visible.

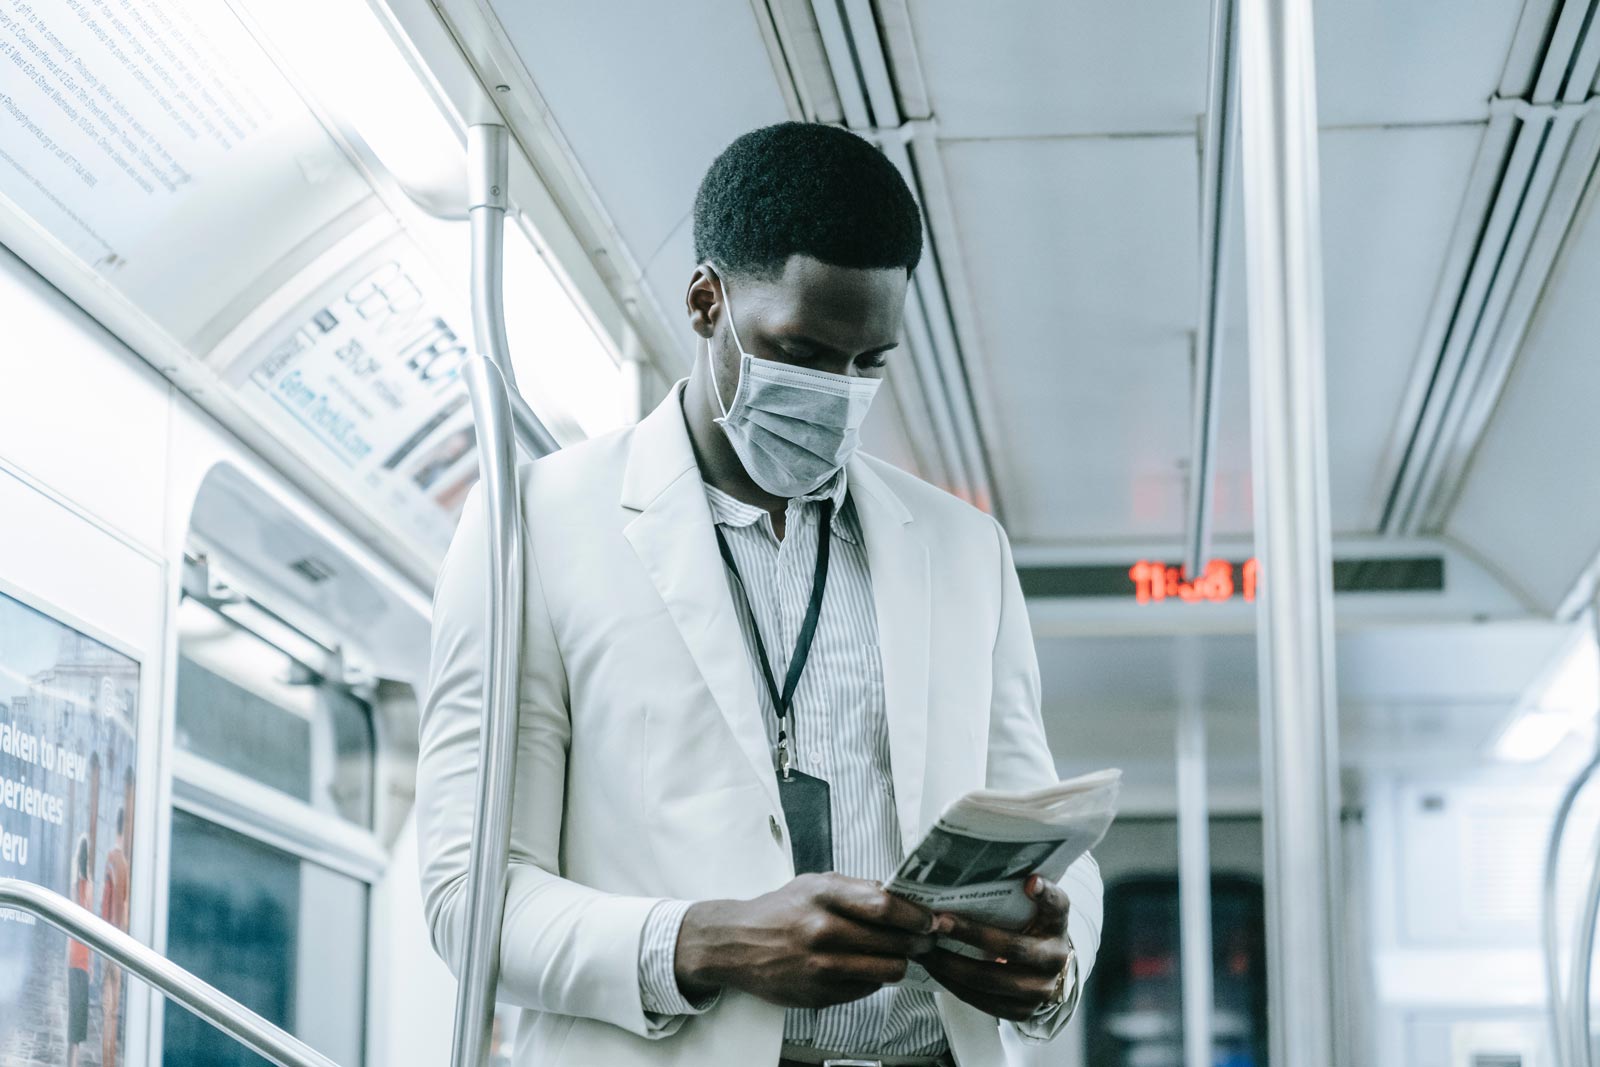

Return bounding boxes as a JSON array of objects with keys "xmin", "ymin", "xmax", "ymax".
[
  {"xmin": 0, "ymin": 878, "xmax": 338, "ymax": 1067},
  {"xmin": 1574, "ymin": 823, "xmax": 1600, "ymax": 1067},
  {"xmin": 1547, "ymin": 741, "xmax": 1600, "ymax": 1067}
]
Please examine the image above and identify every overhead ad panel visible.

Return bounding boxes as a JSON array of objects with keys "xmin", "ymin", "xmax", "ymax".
[
  {"xmin": 223, "ymin": 234, "xmax": 479, "ymax": 555},
  {"xmin": 0, "ymin": 0, "xmax": 370, "ymax": 347},
  {"xmin": 0, "ymin": 0, "xmax": 490, "ymax": 566}
]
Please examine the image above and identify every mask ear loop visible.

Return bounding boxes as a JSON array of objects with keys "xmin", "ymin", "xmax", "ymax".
[{"xmin": 703, "ymin": 262, "xmax": 743, "ymax": 421}]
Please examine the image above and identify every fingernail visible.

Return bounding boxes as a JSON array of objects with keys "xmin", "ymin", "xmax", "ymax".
[
  {"xmin": 1026, "ymin": 875, "xmax": 1042, "ymax": 897},
  {"xmin": 934, "ymin": 914, "xmax": 955, "ymax": 934}
]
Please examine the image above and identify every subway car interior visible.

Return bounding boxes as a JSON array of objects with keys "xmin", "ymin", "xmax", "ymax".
[{"xmin": 3, "ymin": 1, "xmax": 1600, "ymax": 1066}]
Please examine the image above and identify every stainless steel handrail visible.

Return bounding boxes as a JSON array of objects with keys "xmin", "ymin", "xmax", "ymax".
[
  {"xmin": 445, "ymin": 122, "xmax": 538, "ymax": 1067},
  {"xmin": 510, "ymin": 386, "xmax": 561, "ymax": 458},
  {"xmin": 0, "ymin": 878, "xmax": 338, "ymax": 1067}
]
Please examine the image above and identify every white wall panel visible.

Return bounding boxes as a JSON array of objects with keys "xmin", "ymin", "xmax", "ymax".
[
  {"xmin": 0, "ymin": 247, "xmax": 173, "ymax": 554},
  {"xmin": 0, "ymin": 473, "xmax": 165, "ymax": 669}
]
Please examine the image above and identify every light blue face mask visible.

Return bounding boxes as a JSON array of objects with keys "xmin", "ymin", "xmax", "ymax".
[{"xmin": 706, "ymin": 268, "xmax": 881, "ymax": 499}]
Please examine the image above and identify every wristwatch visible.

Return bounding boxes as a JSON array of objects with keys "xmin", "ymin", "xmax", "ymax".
[{"xmin": 1034, "ymin": 935, "xmax": 1080, "ymax": 1019}]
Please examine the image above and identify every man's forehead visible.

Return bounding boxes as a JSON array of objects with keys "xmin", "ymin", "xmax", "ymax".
[{"xmin": 752, "ymin": 257, "xmax": 906, "ymax": 346}]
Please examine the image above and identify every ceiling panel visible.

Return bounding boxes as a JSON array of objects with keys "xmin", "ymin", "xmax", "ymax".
[
  {"xmin": 1318, "ymin": 123, "xmax": 1488, "ymax": 532},
  {"xmin": 905, "ymin": 0, "xmax": 1515, "ymax": 140},
  {"xmin": 943, "ymin": 121, "xmax": 1481, "ymax": 544},
  {"xmin": 941, "ymin": 134, "xmax": 1203, "ymax": 543},
  {"xmin": 1447, "ymin": 175, "xmax": 1600, "ymax": 614},
  {"xmin": 489, "ymin": 0, "xmax": 791, "ymax": 271},
  {"xmin": 1312, "ymin": 0, "xmax": 1525, "ymax": 127},
  {"xmin": 906, "ymin": 1, "xmax": 1210, "ymax": 138}
]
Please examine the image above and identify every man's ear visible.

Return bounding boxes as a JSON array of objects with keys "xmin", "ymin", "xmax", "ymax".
[{"xmin": 685, "ymin": 265, "xmax": 721, "ymax": 339}]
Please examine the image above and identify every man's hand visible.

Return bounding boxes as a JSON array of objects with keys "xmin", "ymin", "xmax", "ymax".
[
  {"xmin": 675, "ymin": 873, "xmax": 942, "ymax": 1009},
  {"xmin": 919, "ymin": 875, "xmax": 1072, "ymax": 1022}
]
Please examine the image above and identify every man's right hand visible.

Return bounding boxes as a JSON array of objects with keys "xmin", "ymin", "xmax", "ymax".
[{"xmin": 674, "ymin": 873, "xmax": 945, "ymax": 1009}]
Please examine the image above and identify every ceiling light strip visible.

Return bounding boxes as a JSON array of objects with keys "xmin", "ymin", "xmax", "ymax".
[
  {"xmin": 1418, "ymin": 112, "xmax": 1600, "ymax": 529},
  {"xmin": 808, "ymin": 0, "xmax": 873, "ymax": 128},
  {"xmin": 1383, "ymin": 116, "xmax": 1548, "ymax": 532},
  {"xmin": 1382, "ymin": 0, "xmax": 1600, "ymax": 534},
  {"xmin": 839, "ymin": 0, "xmax": 900, "ymax": 125},
  {"xmin": 1365, "ymin": 113, "xmax": 1516, "ymax": 529},
  {"xmin": 900, "ymin": 279, "xmax": 977, "ymax": 499},
  {"xmin": 803, "ymin": 0, "xmax": 998, "ymax": 511},
  {"xmin": 1400, "ymin": 115, "xmax": 1578, "ymax": 530}
]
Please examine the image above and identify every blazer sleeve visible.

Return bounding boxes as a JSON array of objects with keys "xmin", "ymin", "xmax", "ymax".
[
  {"xmin": 415, "ymin": 484, "xmax": 669, "ymax": 1038},
  {"xmin": 982, "ymin": 516, "xmax": 1104, "ymax": 1038}
]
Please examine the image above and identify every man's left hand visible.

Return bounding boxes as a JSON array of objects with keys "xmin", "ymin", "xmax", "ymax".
[{"xmin": 917, "ymin": 875, "xmax": 1072, "ymax": 1022}]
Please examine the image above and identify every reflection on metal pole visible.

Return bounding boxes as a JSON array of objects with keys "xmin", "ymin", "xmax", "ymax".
[
  {"xmin": 1176, "ymin": 644, "xmax": 1215, "ymax": 1067},
  {"xmin": 466, "ymin": 123, "xmax": 560, "ymax": 458},
  {"xmin": 1545, "ymin": 738, "xmax": 1600, "ymax": 1067},
  {"xmin": 1185, "ymin": 0, "xmax": 1240, "ymax": 580},
  {"xmin": 1562, "ymin": 599, "xmax": 1600, "ymax": 1067},
  {"xmin": 1570, "ymin": 763, "xmax": 1600, "ymax": 1067},
  {"xmin": 447, "ymin": 123, "xmax": 531, "ymax": 1067},
  {"xmin": 1237, "ymin": 1, "xmax": 1343, "ymax": 1065}
]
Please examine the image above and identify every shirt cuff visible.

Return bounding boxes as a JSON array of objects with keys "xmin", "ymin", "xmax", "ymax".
[{"xmin": 639, "ymin": 899, "xmax": 720, "ymax": 1022}]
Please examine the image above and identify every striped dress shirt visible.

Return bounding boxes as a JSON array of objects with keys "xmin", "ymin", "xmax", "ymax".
[{"xmin": 637, "ymin": 470, "xmax": 1067, "ymax": 1054}]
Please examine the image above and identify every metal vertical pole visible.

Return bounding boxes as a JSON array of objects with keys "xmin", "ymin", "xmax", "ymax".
[
  {"xmin": 1237, "ymin": 1, "xmax": 1344, "ymax": 1066},
  {"xmin": 1176, "ymin": 659, "xmax": 1215, "ymax": 1067},
  {"xmin": 1185, "ymin": 0, "xmax": 1240, "ymax": 580},
  {"xmin": 447, "ymin": 123, "xmax": 529, "ymax": 1067}
]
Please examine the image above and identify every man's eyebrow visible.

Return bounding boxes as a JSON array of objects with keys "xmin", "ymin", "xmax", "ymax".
[{"xmin": 782, "ymin": 333, "xmax": 901, "ymax": 357}]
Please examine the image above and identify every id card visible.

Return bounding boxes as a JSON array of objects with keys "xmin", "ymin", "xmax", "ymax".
[{"xmin": 778, "ymin": 769, "xmax": 833, "ymax": 874}]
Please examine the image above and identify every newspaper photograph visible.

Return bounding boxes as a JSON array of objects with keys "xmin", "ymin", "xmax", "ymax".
[{"xmin": 889, "ymin": 768, "xmax": 1121, "ymax": 931}]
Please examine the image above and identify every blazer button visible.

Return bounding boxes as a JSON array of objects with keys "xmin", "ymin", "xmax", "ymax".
[{"xmin": 768, "ymin": 815, "xmax": 783, "ymax": 844}]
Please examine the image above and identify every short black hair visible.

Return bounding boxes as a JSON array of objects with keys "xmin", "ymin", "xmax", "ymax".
[{"xmin": 694, "ymin": 122, "xmax": 923, "ymax": 279}]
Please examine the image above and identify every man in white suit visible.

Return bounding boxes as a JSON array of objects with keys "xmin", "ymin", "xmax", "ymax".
[{"xmin": 418, "ymin": 122, "xmax": 1102, "ymax": 1067}]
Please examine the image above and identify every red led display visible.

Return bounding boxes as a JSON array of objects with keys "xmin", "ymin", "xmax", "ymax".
[{"xmin": 1128, "ymin": 558, "xmax": 1260, "ymax": 605}]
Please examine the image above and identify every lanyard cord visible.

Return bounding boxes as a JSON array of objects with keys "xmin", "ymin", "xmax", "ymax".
[{"xmin": 713, "ymin": 500, "xmax": 834, "ymax": 778}]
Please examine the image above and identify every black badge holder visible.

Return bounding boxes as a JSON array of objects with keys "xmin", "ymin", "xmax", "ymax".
[{"xmin": 715, "ymin": 502, "xmax": 836, "ymax": 875}]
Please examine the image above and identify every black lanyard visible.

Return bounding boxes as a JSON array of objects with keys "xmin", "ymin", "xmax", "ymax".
[{"xmin": 713, "ymin": 500, "xmax": 833, "ymax": 780}]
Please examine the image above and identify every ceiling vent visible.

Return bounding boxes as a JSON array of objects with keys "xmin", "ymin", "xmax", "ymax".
[{"xmin": 289, "ymin": 556, "xmax": 335, "ymax": 585}]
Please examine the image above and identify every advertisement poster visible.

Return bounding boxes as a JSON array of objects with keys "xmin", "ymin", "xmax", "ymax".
[
  {"xmin": 0, "ymin": 591, "xmax": 139, "ymax": 1067},
  {"xmin": 0, "ymin": 0, "xmax": 370, "ymax": 342},
  {"xmin": 230, "ymin": 236, "xmax": 481, "ymax": 555}
]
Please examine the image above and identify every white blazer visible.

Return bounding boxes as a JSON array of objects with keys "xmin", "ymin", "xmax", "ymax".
[{"xmin": 417, "ymin": 385, "xmax": 1102, "ymax": 1067}]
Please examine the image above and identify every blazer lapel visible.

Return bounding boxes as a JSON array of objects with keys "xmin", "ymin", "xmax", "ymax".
[
  {"xmin": 621, "ymin": 386, "xmax": 781, "ymax": 814},
  {"xmin": 849, "ymin": 459, "xmax": 932, "ymax": 854}
]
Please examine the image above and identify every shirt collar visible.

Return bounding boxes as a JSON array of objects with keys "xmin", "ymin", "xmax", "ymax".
[{"xmin": 703, "ymin": 468, "xmax": 858, "ymax": 543}]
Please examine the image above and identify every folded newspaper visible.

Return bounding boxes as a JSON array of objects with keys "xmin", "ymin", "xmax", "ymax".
[{"xmin": 887, "ymin": 768, "xmax": 1121, "ymax": 984}]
